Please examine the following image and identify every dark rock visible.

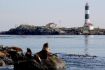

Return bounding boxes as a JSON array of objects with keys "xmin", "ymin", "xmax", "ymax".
[
  {"xmin": 0, "ymin": 45, "xmax": 66, "ymax": 70},
  {"xmin": 14, "ymin": 55, "xmax": 66, "ymax": 70}
]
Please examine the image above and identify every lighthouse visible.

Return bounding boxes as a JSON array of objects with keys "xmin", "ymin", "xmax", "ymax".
[{"xmin": 83, "ymin": 3, "xmax": 94, "ymax": 34}]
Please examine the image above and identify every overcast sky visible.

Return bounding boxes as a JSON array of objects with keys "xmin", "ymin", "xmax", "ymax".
[{"xmin": 0, "ymin": 0, "xmax": 105, "ymax": 31}]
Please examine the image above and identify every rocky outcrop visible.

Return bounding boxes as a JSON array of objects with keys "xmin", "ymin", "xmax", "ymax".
[
  {"xmin": 14, "ymin": 54, "xmax": 65, "ymax": 70},
  {"xmin": 1, "ymin": 24, "xmax": 105, "ymax": 35},
  {"xmin": 0, "ymin": 45, "xmax": 23, "ymax": 66},
  {"xmin": 1, "ymin": 25, "xmax": 60, "ymax": 35},
  {"xmin": 0, "ymin": 45, "xmax": 66, "ymax": 70}
]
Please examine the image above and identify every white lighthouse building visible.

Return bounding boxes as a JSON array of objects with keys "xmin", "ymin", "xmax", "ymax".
[{"xmin": 83, "ymin": 3, "xmax": 94, "ymax": 34}]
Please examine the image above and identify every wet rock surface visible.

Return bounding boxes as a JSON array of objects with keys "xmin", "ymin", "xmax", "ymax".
[
  {"xmin": 13, "ymin": 54, "xmax": 65, "ymax": 70},
  {"xmin": 0, "ymin": 45, "xmax": 66, "ymax": 70},
  {"xmin": 0, "ymin": 45, "xmax": 23, "ymax": 66}
]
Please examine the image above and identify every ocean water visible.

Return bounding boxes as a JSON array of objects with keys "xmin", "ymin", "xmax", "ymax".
[{"xmin": 0, "ymin": 35, "xmax": 105, "ymax": 70}]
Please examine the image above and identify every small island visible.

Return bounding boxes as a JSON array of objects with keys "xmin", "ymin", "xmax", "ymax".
[{"xmin": 0, "ymin": 23, "xmax": 105, "ymax": 35}]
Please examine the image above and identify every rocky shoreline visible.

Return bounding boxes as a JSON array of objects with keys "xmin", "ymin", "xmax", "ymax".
[{"xmin": 1, "ymin": 24, "xmax": 105, "ymax": 35}]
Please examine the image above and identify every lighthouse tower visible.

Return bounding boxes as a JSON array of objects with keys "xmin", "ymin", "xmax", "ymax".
[{"xmin": 83, "ymin": 3, "xmax": 94, "ymax": 34}]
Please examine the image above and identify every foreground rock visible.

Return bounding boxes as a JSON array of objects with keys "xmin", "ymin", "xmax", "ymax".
[
  {"xmin": 0, "ymin": 46, "xmax": 23, "ymax": 66},
  {"xmin": 0, "ymin": 45, "xmax": 66, "ymax": 70},
  {"xmin": 14, "ymin": 54, "xmax": 65, "ymax": 70}
]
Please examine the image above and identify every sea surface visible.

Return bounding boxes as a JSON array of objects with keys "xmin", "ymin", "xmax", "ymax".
[{"xmin": 0, "ymin": 35, "xmax": 105, "ymax": 70}]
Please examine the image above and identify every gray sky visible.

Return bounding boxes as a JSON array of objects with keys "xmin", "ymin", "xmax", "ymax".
[{"xmin": 0, "ymin": 0, "xmax": 105, "ymax": 31}]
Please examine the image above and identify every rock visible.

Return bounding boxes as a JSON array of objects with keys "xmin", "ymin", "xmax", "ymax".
[
  {"xmin": 42, "ymin": 54, "xmax": 65, "ymax": 70},
  {"xmin": 14, "ymin": 54, "xmax": 66, "ymax": 70},
  {"xmin": 0, "ymin": 59, "xmax": 5, "ymax": 66},
  {"xmin": 3, "ymin": 57, "xmax": 13, "ymax": 65},
  {"xmin": 0, "ymin": 45, "xmax": 66, "ymax": 70},
  {"xmin": 0, "ymin": 45, "xmax": 23, "ymax": 66}
]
